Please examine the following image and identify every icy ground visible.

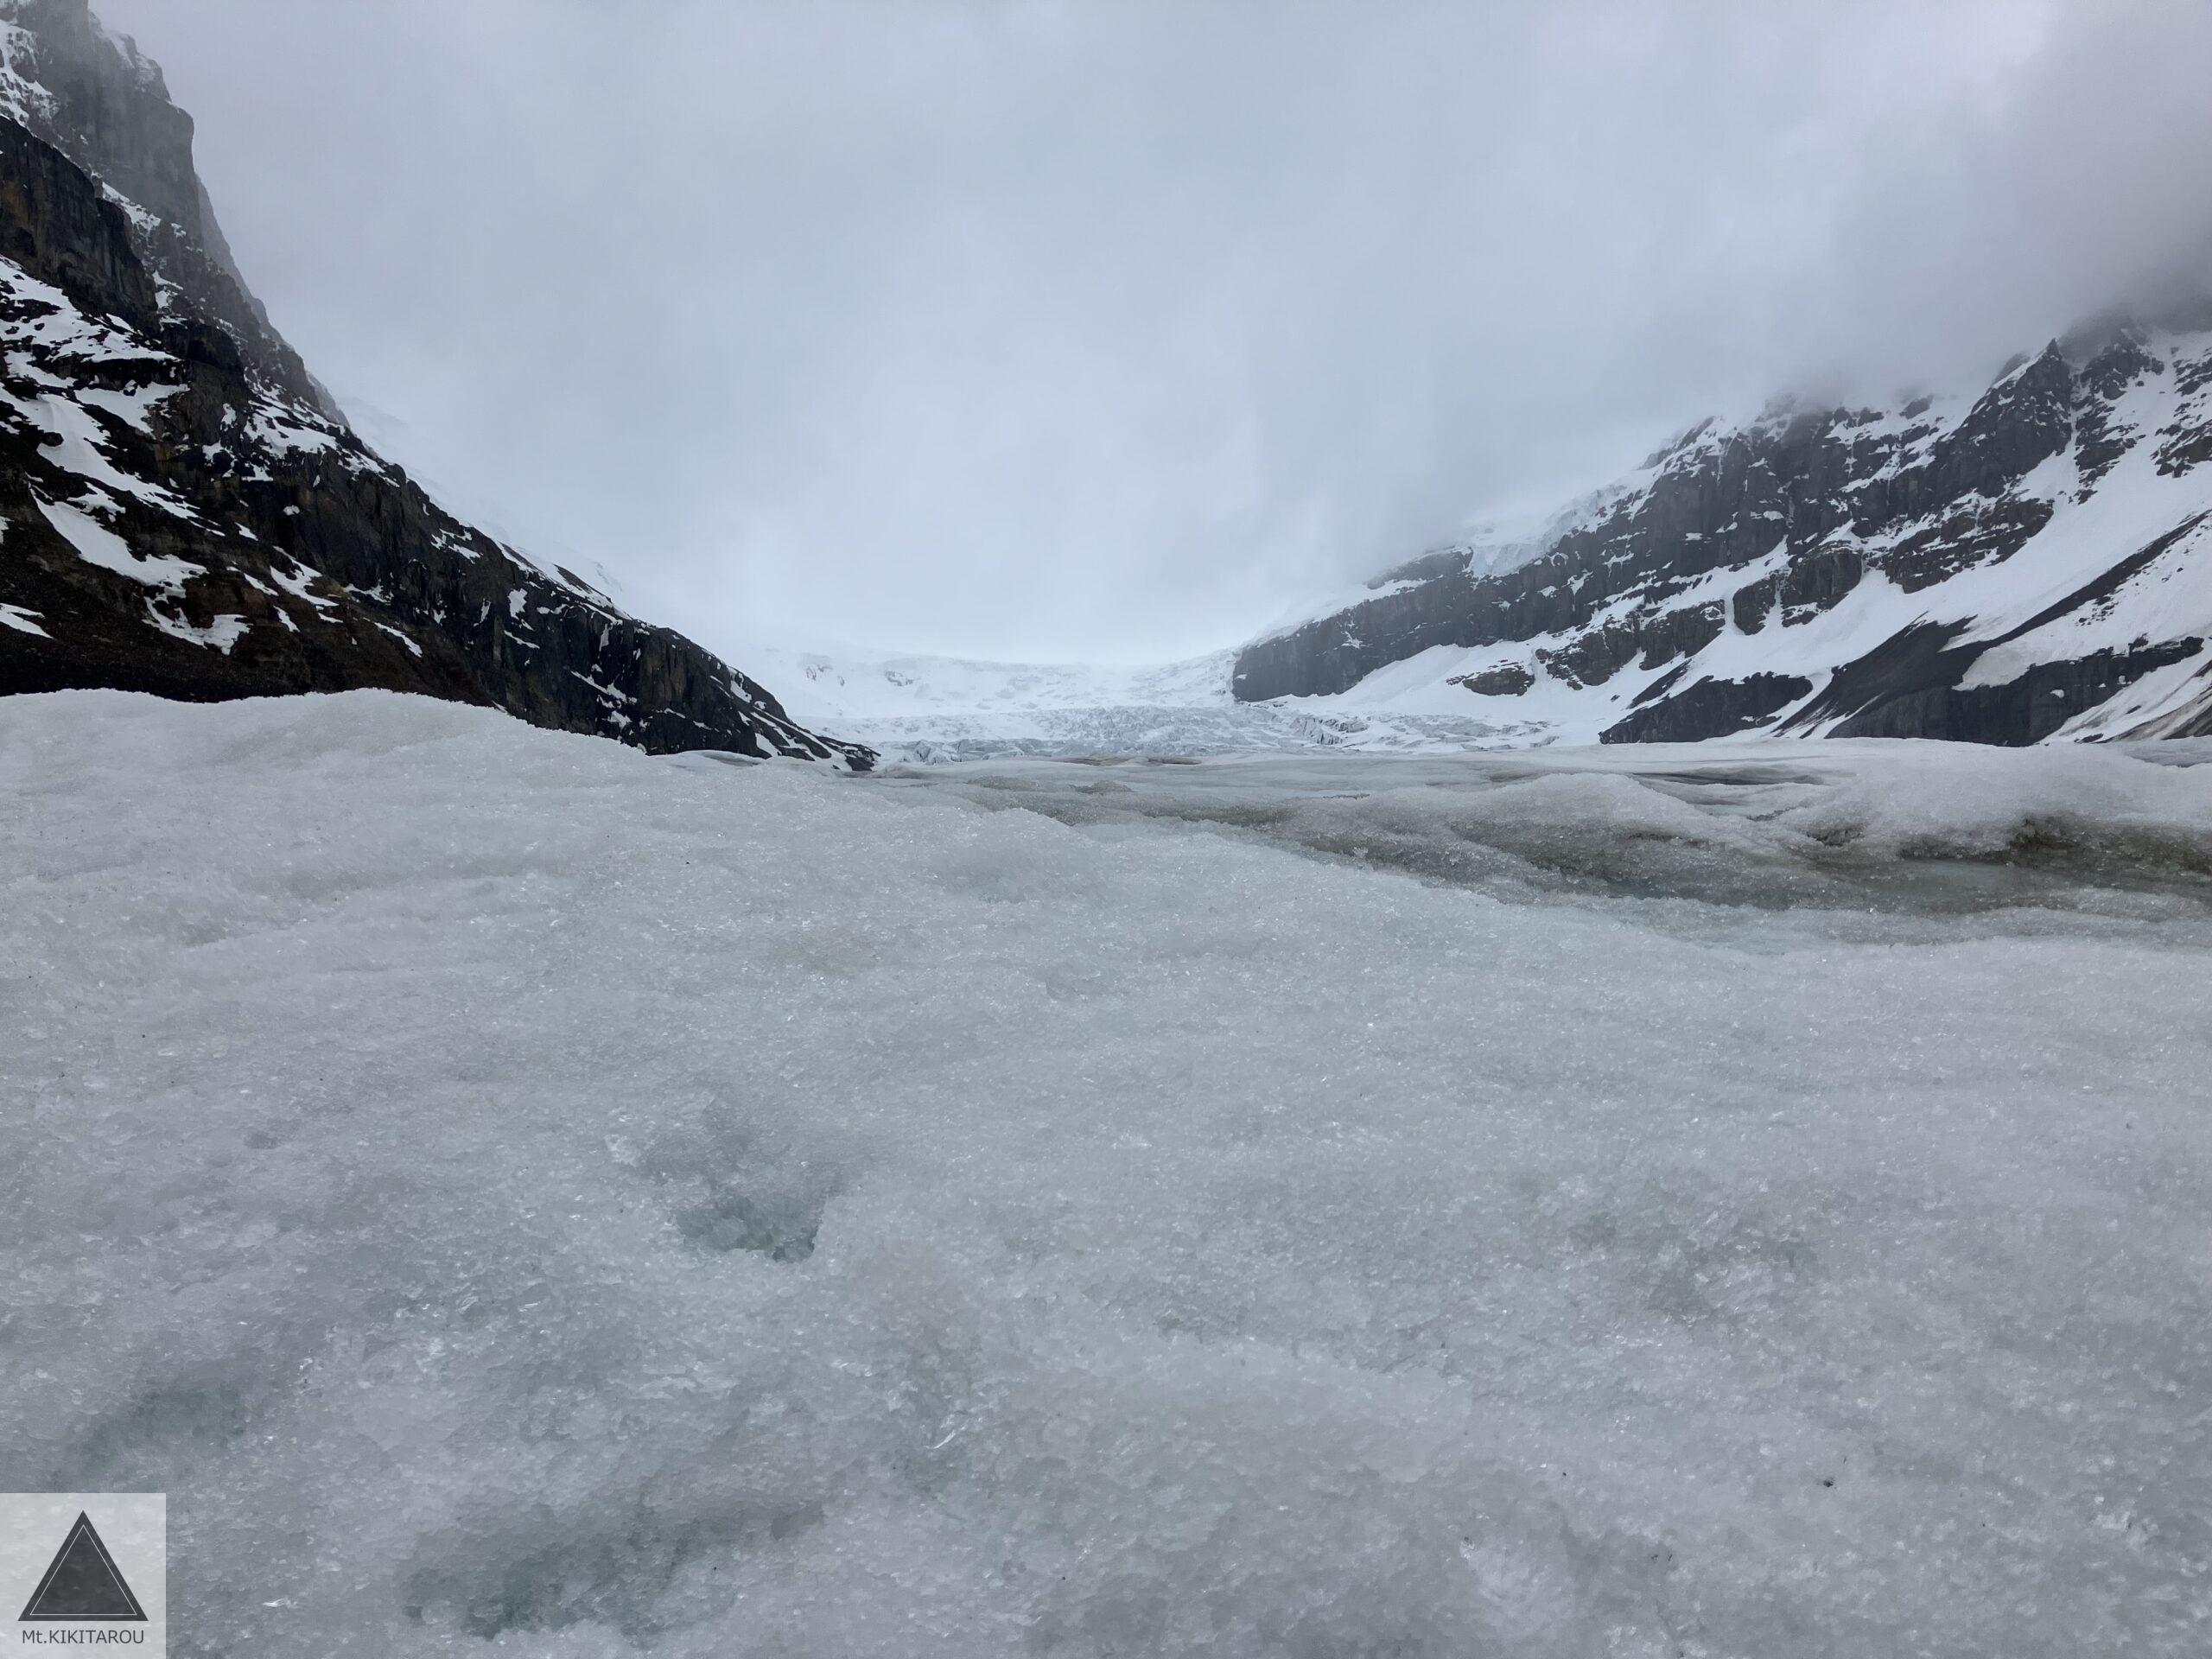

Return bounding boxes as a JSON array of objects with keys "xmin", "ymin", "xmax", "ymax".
[
  {"xmin": 729, "ymin": 640, "xmax": 1516, "ymax": 760},
  {"xmin": 5, "ymin": 690, "xmax": 2211, "ymax": 1657}
]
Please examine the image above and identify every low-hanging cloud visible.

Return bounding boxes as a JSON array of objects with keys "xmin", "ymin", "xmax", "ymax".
[{"xmin": 99, "ymin": 0, "xmax": 2212, "ymax": 663}]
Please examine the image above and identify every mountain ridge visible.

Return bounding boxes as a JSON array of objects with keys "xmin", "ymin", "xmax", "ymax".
[
  {"xmin": 0, "ymin": 0, "xmax": 874, "ymax": 766},
  {"xmin": 1234, "ymin": 312, "xmax": 2212, "ymax": 745}
]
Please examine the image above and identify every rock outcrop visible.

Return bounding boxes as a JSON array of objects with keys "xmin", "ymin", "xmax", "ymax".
[{"xmin": 0, "ymin": 0, "xmax": 872, "ymax": 766}]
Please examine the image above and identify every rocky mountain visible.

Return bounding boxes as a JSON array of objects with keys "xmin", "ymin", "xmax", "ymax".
[
  {"xmin": 0, "ymin": 0, "xmax": 872, "ymax": 766},
  {"xmin": 1236, "ymin": 313, "xmax": 2212, "ymax": 745}
]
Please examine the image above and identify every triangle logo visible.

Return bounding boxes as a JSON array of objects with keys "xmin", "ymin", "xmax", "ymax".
[{"xmin": 18, "ymin": 1511, "xmax": 148, "ymax": 1623}]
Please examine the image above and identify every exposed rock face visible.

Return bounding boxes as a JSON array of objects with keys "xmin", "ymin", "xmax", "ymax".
[
  {"xmin": 0, "ymin": 0, "xmax": 326, "ymax": 411},
  {"xmin": 1448, "ymin": 662, "xmax": 1533, "ymax": 697},
  {"xmin": 1604, "ymin": 671, "xmax": 1814, "ymax": 745},
  {"xmin": 1236, "ymin": 323, "xmax": 2212, "ymax": 747},
  {"xmin": 0, "ymin": 0, "xmax": 872, "ymax": 766}
]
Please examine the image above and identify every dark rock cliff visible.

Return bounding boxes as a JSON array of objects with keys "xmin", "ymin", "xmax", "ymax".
[{"xmin": 0, "ymin": 0, "xmax": 871, "ymax": 766}]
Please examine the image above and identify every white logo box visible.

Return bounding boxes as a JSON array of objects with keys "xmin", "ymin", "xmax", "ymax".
[{"xmin": 2, "ymin": 1495, "xmax": 166, "ymax": 1654}]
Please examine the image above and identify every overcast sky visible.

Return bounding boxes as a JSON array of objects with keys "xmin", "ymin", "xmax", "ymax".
[{"xmin": 97, "ymin": 0, "xmax": 2212, "ymax": 664}]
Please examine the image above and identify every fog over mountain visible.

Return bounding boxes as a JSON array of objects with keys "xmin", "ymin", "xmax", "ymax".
[{"xmin": 95, "ymin": 0, "xmax": 2212, "ymax": 663}]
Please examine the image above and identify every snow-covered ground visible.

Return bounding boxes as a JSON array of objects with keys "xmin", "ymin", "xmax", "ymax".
[{"xmin": 6, "ymin": 690, "xmax": 2211, "ymax": 1656}]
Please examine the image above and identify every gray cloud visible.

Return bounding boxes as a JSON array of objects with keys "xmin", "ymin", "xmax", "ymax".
[{"xmin": 96, "ymin": 0, "xmax": 2212, "ymax": 661}]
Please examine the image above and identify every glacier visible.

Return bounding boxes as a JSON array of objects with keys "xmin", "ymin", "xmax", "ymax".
[
  {"xmin": 728, "ymin": 639, "xmax": 1551, "ymax": 761},
  {"xmin": 4, "ymin": 688, "xmax": 2209, "ymax": 1656}
]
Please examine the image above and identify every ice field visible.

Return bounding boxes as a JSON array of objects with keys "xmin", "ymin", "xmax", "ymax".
[{"xmin": 4, "ymin": 690, "xmax": 2210, "ymax": 1656}]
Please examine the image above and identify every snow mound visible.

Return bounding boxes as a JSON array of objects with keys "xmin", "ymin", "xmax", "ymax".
[{"xmin": 4, "ymin": 690, "xmax": 2209, "ymax": 1656}]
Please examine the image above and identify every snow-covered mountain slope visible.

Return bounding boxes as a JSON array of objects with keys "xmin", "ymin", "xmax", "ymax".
[
  {"xmin": 0, "ymin": 0, "xmax": 870, "ymax": 765},
  {"xmin": 1237, "ymin": 314, "xmax": 2212, "ymax": 746},
  {"xmin": 10, "ymin": 687, "xmax": 2212, "ymax": 1654},
  {"xmin": 724, "ymin": 310, "xmax": 2212, "ymax": 766}
]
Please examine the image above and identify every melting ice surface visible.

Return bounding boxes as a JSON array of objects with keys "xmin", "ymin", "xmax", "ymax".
[
  {"xmin": 4, "ymin": 690, "xmax": 2210, "ymax": 1656},
  {"xmin": 879, "ymin": 741, "xmax": 2212, "ymax": 918}
]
